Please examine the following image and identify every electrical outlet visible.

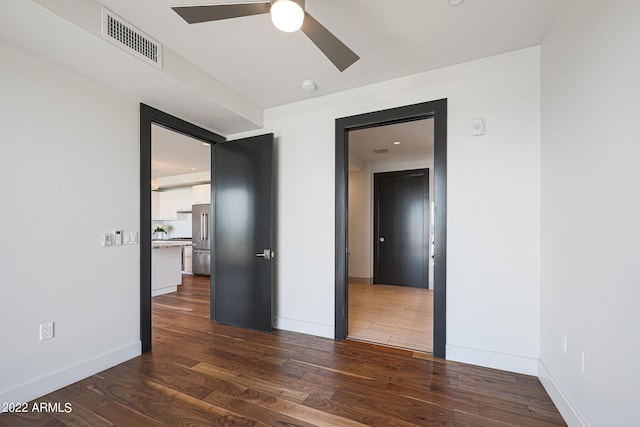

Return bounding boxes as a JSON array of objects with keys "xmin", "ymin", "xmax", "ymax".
[
  {"xmin": 39, "ymin": 321, "xmax": 54, "ymax": 341},
  {"xmin": 561, "ymin": 333, "xmax": 568, "ymax": 354}
]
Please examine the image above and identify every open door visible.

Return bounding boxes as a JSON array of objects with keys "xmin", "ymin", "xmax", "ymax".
[{"xmin": 213, "ymin": 133, "xmax": 274, "ymax": 332}]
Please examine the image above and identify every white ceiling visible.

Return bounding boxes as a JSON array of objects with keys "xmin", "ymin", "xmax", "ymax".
[
  {"xmin": 349, "ymin": 118, "xmax": 434, "ymax": 164},
  {"xmin": 152, "ymin": 124, "xmax": 211, "ymax": 178},
  {"xmin": 99, "ymin": 0, "xmax": 560, "ymax": 109},
  {"xmin": 0, "ymin": 0, "xmax": 560, "ymax": 135}
]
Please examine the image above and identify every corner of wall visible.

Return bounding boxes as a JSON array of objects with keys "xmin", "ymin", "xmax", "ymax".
[{"xmin": 537, "ymin": 360, "xmax": 586, "ymax": 427}]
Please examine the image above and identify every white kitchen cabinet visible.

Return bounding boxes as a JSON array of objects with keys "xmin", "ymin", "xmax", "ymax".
[
  {"xmin": 153, "ymin": 191, "xmax": 179, "ymax": 221},
  {"xmin": 192, "ymin": 184, "xmax": 211, "ymax": 204},
  {"xmin": 174, "ymin": 188, "xmax": 193, "ymax": 212},
  {"xmin": 152, "ymin": 190, "xmax": 172, "ymax": 220},
  {"xmin": 158, "ymin": 191, "xmax": 177, "ymax": 220},
  {"xmin": 153, "ymin": 187, "xmax": 198, "ymax": 220},
  {"xmin": 151, "ymin": 191, "xmax": 161, "ymax": 220}
]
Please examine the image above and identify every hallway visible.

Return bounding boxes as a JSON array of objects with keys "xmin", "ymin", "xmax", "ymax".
[{"xmin": 348, "ymin": 283, "xmax": 433, "ymax": 353}]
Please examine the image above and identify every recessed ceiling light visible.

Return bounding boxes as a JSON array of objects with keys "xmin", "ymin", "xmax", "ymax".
[
  {"xmin": 393, "ymin": 141, "xmax": 401, "ymax": 145},
  {"xmin": 449, "ymin": 0, "xmax": 464, "ymax": 6},
  {"xmin": 191, "ymin": 167, "xmax": 197, "ymax": 171}
]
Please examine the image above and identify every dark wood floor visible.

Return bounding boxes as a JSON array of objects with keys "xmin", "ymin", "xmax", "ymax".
[{"xmin": 1, "ymin": 275, "xmax": 565, "ymax": 426}]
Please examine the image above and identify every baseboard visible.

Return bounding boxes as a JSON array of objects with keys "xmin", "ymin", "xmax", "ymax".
[
  {"xmin": 446, "ymin": 344, "xmax": 538, "ymax": 376},
  {"xmin": 152, "ymin": 286, "xmax": 177, "ymax": 297},
  {"xmin": 0, "ymin": 341, "xmax": 141, "ymax": 410},
  {"xmin": 538, "ymin": 360, "xmax": 586, "ymax": 427},
  {"xmin": 348, "ymin": 276, "xmax": 372, "ymax": 285},
  {"xmin": 275, "ymin": 317, "xmax": 333, "ymax": 339}
]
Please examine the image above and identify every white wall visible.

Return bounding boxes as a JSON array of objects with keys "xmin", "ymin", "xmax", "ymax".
[
  {"xmin": 540, "ymin": 1, "xmax": 640, "ymax": 425},
  {"xmin": 348, "ymin": 168, "xmax": 372, "ymax": 279},
  {"xmin": 0, "ymin": 39, "xmax": 140, "ymax": 404},
  {"xmin": 153, "ymin": 215, "xmax": 192, "ymax": 239},
  {"xmin": 241, "ymin": 46, "xmax": 542, "ymax": 373}
]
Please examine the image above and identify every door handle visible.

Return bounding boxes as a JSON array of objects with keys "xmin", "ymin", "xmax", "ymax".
[
  {"xmin": 201, "ymin": 213, "xmax": 205, "ymax": 241},
  {"xmin": 256, "ymin": 249, "xmax": 274, "ymax": 260},
  {"xmin": 204, "ymin": 213, "xmax": 208, "ymax": 241}
]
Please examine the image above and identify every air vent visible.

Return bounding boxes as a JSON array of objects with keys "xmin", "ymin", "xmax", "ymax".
[
  {"xmin": 101, "ymin": 8, "xmax": 162, "ymax": 69},
  {"xmin": 373, "ymin": 148, "xmax": 390, "ymax": 154}
]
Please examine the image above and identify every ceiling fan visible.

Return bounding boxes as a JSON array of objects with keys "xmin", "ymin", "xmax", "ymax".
[{"xmin": 172, "ymin": 0, "xmax": 360, "ymax": 72}]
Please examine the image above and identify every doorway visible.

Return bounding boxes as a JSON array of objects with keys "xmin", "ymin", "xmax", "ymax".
[
  {"xmin": 140, "ymin": 105, "xmax": 275, "ymax": 353},
  {"xmin": 335, "ymin": 99, "xmax": 447, "ymax": 358},
  {"xmin": 140, "ymin": 104, "xmax": 224, "ymax": 353},
  {"xmin": 347, "ymin": 121, "xmax": 433, "ymax": 353},
  {"xmin": 149, "ymin": 123, "xmax": 212, "ymax": 352}
]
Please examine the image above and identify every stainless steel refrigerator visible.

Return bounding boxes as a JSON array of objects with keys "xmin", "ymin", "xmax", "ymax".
[{"xmin": 191, "ymin": 203, "xmax": 211, "ymax": 276}]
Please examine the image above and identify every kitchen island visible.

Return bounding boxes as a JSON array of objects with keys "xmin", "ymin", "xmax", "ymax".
[{"xmin": 152, "ymin": 241, "xmax": 192, "ymax": 296}]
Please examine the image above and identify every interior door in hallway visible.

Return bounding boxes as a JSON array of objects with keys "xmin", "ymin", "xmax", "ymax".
[{"xmin": 374, "ymin": 169, "xmax": 429, "ymax": 288}]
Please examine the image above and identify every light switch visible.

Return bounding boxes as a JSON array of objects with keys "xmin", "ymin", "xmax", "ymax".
[
  {"xmin": 125, "ymin": 231, "xmax": 138, "ymax": 245},
  {"xmin": 103, "ymin": 233, "xmax": 113, "ymax": 246}
]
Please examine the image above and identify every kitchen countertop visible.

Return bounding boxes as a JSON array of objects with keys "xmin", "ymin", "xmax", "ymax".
[{"xmin": 152, "ymin": 241, "xmax": 193, "ymax": 249}]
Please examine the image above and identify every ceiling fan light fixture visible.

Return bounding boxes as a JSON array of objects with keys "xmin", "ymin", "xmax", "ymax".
[{"xmin": 270, "ymin": 0, "xmax": 305, "ymax": 33}]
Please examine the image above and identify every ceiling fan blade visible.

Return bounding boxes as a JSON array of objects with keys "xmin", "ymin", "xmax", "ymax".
[
  {"xmin": 301, "ymin": 12, "xmax": 359, "ymax": 72},
  {"xmin": 172, "ymin": 3, "xmax": 270, "ymax": 24}
]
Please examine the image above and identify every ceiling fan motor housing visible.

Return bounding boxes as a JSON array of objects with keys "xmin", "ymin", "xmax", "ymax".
[
  {"xmin": 270, "ymin": 0, "xmax": 306, "ymax": 32},
  {"xmin": 271, "ymin": 0, "xmax": 305, "ymax": 8}
]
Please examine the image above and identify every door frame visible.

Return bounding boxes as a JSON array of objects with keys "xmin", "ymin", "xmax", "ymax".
[
  {"xmin": 373, "ymin": 168, "xmax": 429, "ymax": 288},
  {"xmin": 140, "ymin": 104, "xmax": 225, "ymax": 353},
  {"xmin": 334, "ymin": 98, "xmax": 447, "ymax": 358}
]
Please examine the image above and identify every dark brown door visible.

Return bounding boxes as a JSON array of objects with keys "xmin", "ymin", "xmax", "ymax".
[
  {"xmin": 373, "ymin": 169, "xmax": 429, "ymax": 288},
  {"xmin": 213, "ymin": 134, "xmax": 274, "ymax": 332}
]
